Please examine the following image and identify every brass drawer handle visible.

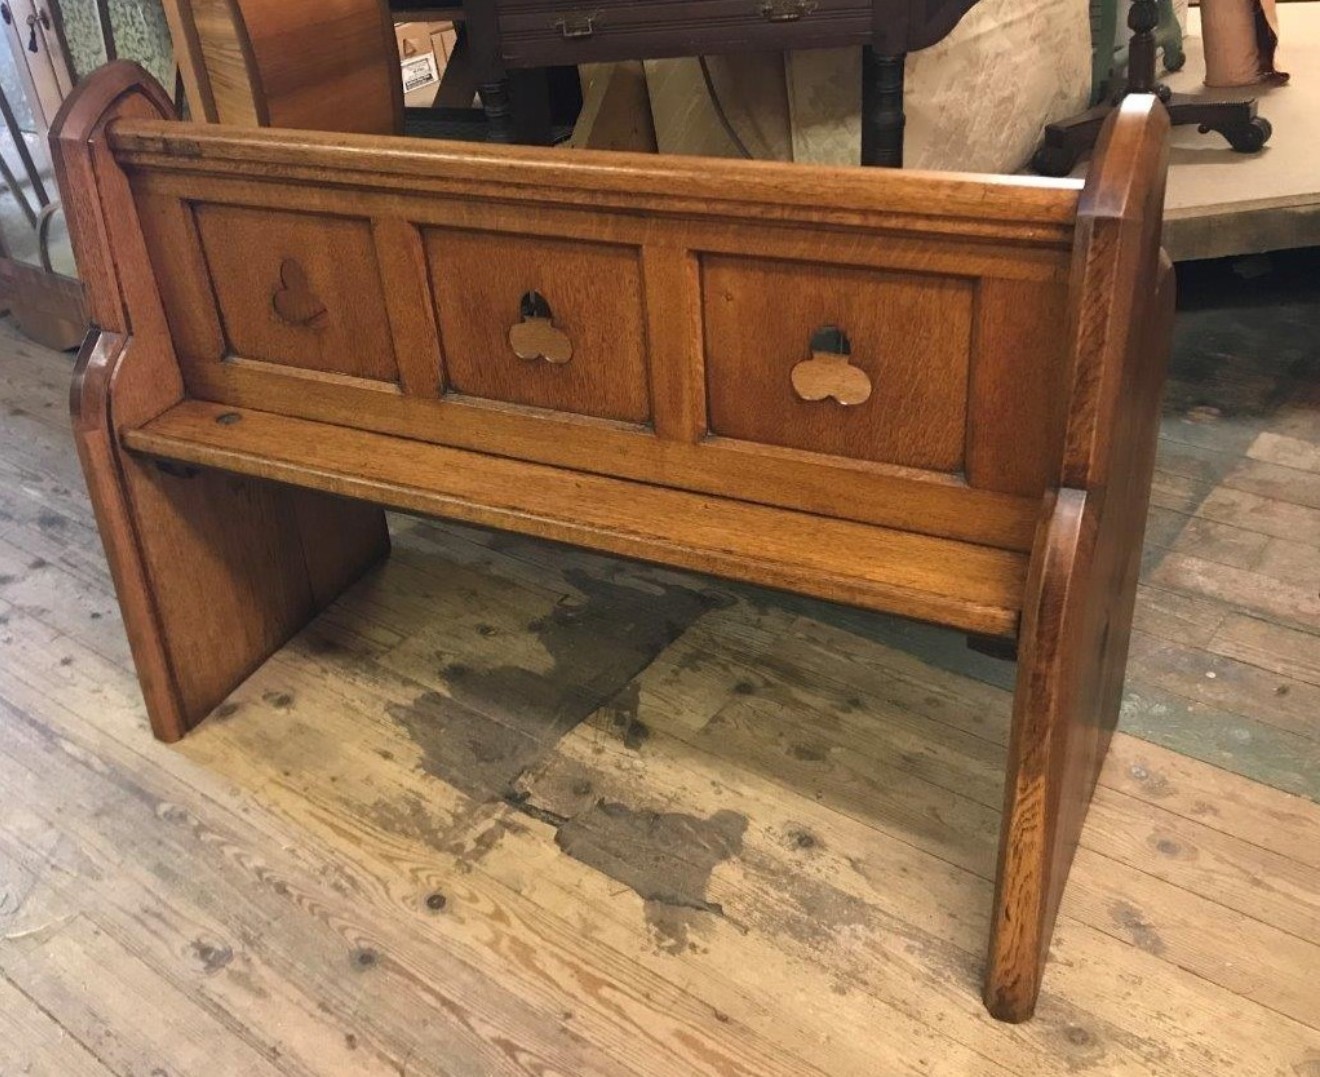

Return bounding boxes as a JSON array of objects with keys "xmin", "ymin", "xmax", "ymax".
[
  {"xmin": 553, "ymin": 11, "xmax": 599, "ymax": 38},
  {"xmin": 759, "ymin": 0, "xmax": 817, "ymax": 22},
  {"xmin": 509, "ymin": 291, "xmax": 573, "ymax": 364},
  {"xmin": 791, "ymin": 326, "xmax": 872, "ymax": 406}
]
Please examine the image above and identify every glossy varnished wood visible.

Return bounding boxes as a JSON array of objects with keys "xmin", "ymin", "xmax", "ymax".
[
  {"xmin": 53, "ymin": 66, "xmax": 391, "ymax": 741},
  {"xmin": 107, "ymin": 119, "xmax": 1082, "ymax": 243},
  {"xmin": 484, "ymin": 0, "xmax": 980, "ymax": 61},
  {"xmin": 4, "ymin": 257, "xmax": 1318, "ymax": 1075},
  {"xmin": 123, "ymin": 400, "xmax": 1027, "ymax": 638},
  {"xmin": 427, "ymin": 230, "xmax": 652, "ymax": 422},
  {"xmin": 160, "ymin": 0, "xmax": 403, "ymax": 133},
  {"xmin": 704, "ymin": 257, "xmax": 973, "ymax": 470},
  {"xmin": 986, "ymin": 99, "xmax": 1174, "ymax": 1021},
  {"xmin": 51, "ymin": 64, "xmax": 1174, "ymax": 1019},
  {"xmin": 966, "ymin": 278, "xmax": 1071, "ymax": 496},
  {"xmin": 195, "ymin": 205, "xmax": 401, "ymax": 382},
  {"xmin": 173, "ymin": 355, "xmax": 1043, "ymax": 549},
  {"xmin": 112, "ymin": 83, "xmax": 1072, "ymax": 544}
]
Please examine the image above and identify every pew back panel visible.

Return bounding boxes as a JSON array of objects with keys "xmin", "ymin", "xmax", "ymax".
[{"xmin": 110, "ymin": 112, "xmax": 1081, "ymax": 551}]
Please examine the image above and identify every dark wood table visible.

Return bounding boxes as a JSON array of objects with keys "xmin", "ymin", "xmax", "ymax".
[{"xmin": 454, "ymin": 0, "xmax": 982, "ymax": 166}]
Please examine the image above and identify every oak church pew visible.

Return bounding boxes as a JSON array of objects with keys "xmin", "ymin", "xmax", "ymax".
[{"xmin": 52, "ymin": 61, "xmax": 1173, "ymax": 1022}]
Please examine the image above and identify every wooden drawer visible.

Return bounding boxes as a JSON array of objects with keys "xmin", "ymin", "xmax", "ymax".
[
  {"xmin": 494, "ymin": 0, "xmax": 873, "ymax": 67},
  {"xmin": 426, "ymin": 230, "xmax": 651, "ymax": 423},
  {"xmin": 703, "ymin": 255, "xmax": 973, "ymax": 472}
]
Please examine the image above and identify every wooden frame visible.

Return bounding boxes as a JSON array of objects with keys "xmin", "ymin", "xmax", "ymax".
[{"xmin": 50, "ymin": 61, "xmax": 1173, "ymax": 1023}]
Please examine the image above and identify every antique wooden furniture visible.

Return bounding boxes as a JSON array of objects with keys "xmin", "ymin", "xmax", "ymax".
[
  {"xmin": 1035, "ymin": 0, "xmax": 1270, "ymax": 174},
  {"xmin": 0, "ymin": 18, "xmax": 87, "ymax": 352},
  {"xmin": 159, "ymin": 0, "xmax": 404, "ymax": 132},
  {"xmin": 52, "ymin": 61, "xmax": 1173, "ymax": 1022},
  {"xmin": 158, "ymin": 0, "xmax": 578, "ymax": 143},
  {"xmin": 1, "ymin": 0, "xmax": 75, "ymax": 134},
  {"xmin": 464, "ymin": 0, "xmax": 982, "ymax": 164}
]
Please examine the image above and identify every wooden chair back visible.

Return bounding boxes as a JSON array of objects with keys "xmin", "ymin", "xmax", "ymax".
[{"xmin": 160, "ymin": 0, "xmax": 404, "ymax": 133}]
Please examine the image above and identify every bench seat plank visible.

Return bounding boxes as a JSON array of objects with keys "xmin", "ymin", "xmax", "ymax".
[{"xmin": 124, "ymin": 400, "xmax": 1028, "ymax": 638}]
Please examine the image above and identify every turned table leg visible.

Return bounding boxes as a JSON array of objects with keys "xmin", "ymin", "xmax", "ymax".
[
  {"xmin": 479, "ymin": 76, "xmax": 515, "ymax": 143},
  {"xmin": 480, "ymin": 71, "xmax": 559, "ymax": 145},
  {"xmin": 861, "ymin": 48, "xmax": 905, "ymax": 168}
]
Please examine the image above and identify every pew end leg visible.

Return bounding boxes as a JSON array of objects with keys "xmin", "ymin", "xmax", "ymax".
[
  {"xmin": 984, "ymin": 486, "xmax": 1141, "ymax": 1022},
  {"xmin": 982, "ymin": 490, "xmax": 1095, "ymax": 1021},
  {"xmin": 72, "ymin": 333, "xmax": 390, "ymax": 743},
  {"xmin": 983, "ymin": 254, "xmax": 1176, "ymax": 1022}
]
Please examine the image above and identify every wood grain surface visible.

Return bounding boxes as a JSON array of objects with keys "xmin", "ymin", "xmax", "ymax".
[
  {"xmin": 428, "ymin": 230, "xmax": 650, "ymax": 421},
  {"xmin": 123, "ymin": 400, "xmax": 1028, "ymax": 638},
  {"xmin": 705, "ymin": 256, "xmax": 972, "ymax": 470},
  {"xmin": 98, "ymin": 60, "xmax": 1073, "ymax": 547},
  {"xmin": 195, "ymin": 206, "xmax": 401, "ymax": 382},
  {"xmin": 987, "ymin": 99, "xmax": 1174, "ymax": 1021},
  {"xmin": 49, "ymin": 65, "xmax": 1176, "ymax": 1020},
  {"xmin": 159, "ymin": 0, "xmax": 403, "ymax": 133}
]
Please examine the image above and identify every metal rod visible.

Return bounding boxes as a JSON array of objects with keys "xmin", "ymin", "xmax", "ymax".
[
  {"xmin": 0, "ymin": 83, "xmax": 48, "ymax": 207},
  {"xmin": 0, "ymin": 142, "xmax": 37, "ymax": 227}
]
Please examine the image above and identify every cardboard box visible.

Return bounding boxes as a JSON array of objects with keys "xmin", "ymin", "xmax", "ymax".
[{"xmin": 395, "ymin": 21, "xmax": 457, "ymax": 107}]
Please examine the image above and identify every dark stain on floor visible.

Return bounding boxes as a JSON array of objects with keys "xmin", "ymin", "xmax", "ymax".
[
  {"xmin": 191, "ymin": 939, "xmax": 234, "ymax": 975},
  {"xmin": 556, "ymin": 801, "xmax": 747, "ymax": 953},
  {"xmin": 365, "ymin": 790, "xmax": 453, "ymax": 852},
  {"xmin": 1126, "ymin": 763, "xmax": 1174, "ymax": 799},
  {"xmin": 388, "ymin": 568, "xmax": 724, "ymax": 804},
  {"xmin": 605, "ymin": 682, "xmax": 648, "ymax": 750},
  {"xmin": 444, "ymin": 815, "xmax": 527, "ymax": 870},
  {"xmin": 1110, "ymin": 899, "xmax": 1166, "ymax": 956},
  {"xmin": 379, "ymin": 565, "xmax": 747, "ymax": 944},
  {"xmin": 761, "ymin": 863, "xmax": 870, "ymax": 953}
]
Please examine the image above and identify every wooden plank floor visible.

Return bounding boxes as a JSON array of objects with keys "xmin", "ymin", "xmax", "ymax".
[{"xmin": 1, "ymin": 250, "xmax": 1319, "ymax": 1075}]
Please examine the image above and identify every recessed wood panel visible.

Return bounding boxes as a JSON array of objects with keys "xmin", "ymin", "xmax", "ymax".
[
  {"xmin": 194, "ymin": 205, "xmax": 400, "ymax": 383},
  {"xmin": 135, "ymin": 189, "xmax": 226, "ymax": 365},
  {"xmin": 966, "ymin": 278, "xmax": 1071, "ymax": 496},
  {"xmin": 704, "ymin": 255, "xmax": 973, "ymax": 471},
  {"xmin": 426, "ymin": 230, "xmax": 651, "ymax": 423}
]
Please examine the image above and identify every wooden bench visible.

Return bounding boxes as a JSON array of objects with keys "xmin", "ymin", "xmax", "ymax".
[{"xmin": 52, "ymin": 61, "xmax": 1174, "ymax": 1023}]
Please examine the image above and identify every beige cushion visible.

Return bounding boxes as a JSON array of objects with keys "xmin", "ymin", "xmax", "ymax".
[{"xmin": 644, "ymin": 0, "xmax": 1091, "ymax": 173}]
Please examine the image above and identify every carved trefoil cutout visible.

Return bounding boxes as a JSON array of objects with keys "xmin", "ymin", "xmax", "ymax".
[
  {"xmin": 508, "ymin": 290, "xmax": 573, "ymax": 364},
  {"xmin": 791, "ymin": 326, "xmax": 872, "ymax": 406},
  {"xmin": 272, "ymin": 258, "xmax": 329, "ymax": 329}
]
